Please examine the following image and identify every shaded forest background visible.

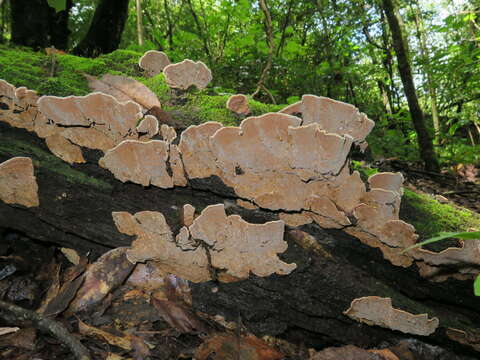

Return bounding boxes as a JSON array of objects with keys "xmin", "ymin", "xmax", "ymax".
[{"xmin": 0, "ymin": 0, "xmax": 479, "ymax": 170}]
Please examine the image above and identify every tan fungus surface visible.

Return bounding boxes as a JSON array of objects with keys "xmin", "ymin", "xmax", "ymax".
[
  {"xmin": 0, "ymin": 157, "xmax": 39, "ymax": 207},
  {"xmin": 344, "ymin": 296, "xmax": 439, "ymax": 336},
  {"xmin": 139, "ymin": 50, "xmax": 171, "ymax": 77},
  {"xmin": 99, "ymin": 140, "xmax": 173, "ymax": 188},
  {"xmin": 163, "ymin": 59, "xmax": 212, "ymax": 90}
]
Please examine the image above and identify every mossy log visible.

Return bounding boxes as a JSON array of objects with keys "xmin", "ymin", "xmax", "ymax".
[{"xmin": 1, "ymin": 122, "xmax": 480, "ymax": 358}]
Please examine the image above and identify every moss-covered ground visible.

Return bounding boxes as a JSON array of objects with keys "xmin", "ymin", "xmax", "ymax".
[
  {"xmin": 0, "ymin": 45, "xmax": 282, "ymax": 126},
  {"xmin": 1, "ymin": 45, "xmax": 479, "ymax": 237},
  {"xmin": 401, "ymin": 189, "xmax": 480, "ymax": 239}
]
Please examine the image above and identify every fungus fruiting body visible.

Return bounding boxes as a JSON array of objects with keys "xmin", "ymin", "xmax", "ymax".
[
  {"xmin": 139, "ymin": 50, "xmax": 171, "ymax": 77},
  {"xmin": 0, "ymin": 157, "xmax": 39, "ymax": 207},
  {"xmin": 163, "ymin": 60, "xmax": 212, "ymax": 90}
]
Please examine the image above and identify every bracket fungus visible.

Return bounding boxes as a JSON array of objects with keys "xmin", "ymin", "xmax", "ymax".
[
  {"xmin": 139, "ymin": 50, "xmax": 171, "ymax": 77},
  {"xmin": 113, "ymin": 204, "xmax": 296, "ymax": 283},
  {"xmin": 0, "ymin": 157, "xmax": 39, "ymax": 208},
  {"xmin": 163, "ymin": 60, "xmax": 212, "ymax": 90},
  {"xmin": 344, "ymin": 296, "xmax": 439, "ymax": 336},
  {"xmin": 226, "ymin": 94, "xmax": 250, "ymax": 116},
  {"xmin": 279, "ymin": 95, "xmax": 375, "ymax": 147},
  {"xmin": 99, "ymin": 140, "xmax": 174, "ymax": 188}
]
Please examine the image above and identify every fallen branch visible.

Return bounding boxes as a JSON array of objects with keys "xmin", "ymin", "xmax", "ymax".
[{"xmin": 0, "ymin": 300, "xmax": 91, "ymax": 360}]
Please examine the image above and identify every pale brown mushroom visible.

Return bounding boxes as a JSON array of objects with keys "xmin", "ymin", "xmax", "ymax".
[
  {"xmin": 114, "ymin": 204, "xmax": 296, "ymax": 283},
  {"xmin": 0, "ymin": 157, "xmax": 39, "ymax": 207},
  {"xmin": 139, "ymin": 50, "xmax": 171, "ymax": 77},
  {"xmin": 99, "ymin": 140, "xmax": 173, "ymax": 188},
  {"xmin": 344, "ymin": 296, "xmax": 439, "ymax": 336},
  {"xmin": 226, "ymin": 94, "xmax": 250, "ymax": 115},
  {"xmin": 163, "ymin": 59, "xmax": 212, "ymax": 90}
]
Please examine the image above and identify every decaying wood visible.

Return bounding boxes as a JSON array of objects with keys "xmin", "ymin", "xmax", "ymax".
[{"xmin": 1, "ymin": 121, "xmax": 480, "ymax": 358}]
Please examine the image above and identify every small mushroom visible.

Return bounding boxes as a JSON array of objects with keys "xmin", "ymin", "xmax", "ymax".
[
  {"xmin": 226, "ymin": 94, "xmax": 250, "ymax": 116},
  {"xmin": 163, "ymin": 59, "xmax": 212, "ymax": 90},
  {"xmin": 139, "ymin": 50, "xmax": 171, "ymax": 77}
]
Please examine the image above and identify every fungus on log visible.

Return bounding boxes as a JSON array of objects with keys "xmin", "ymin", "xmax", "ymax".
[
  {"xmin": 138, "ymin": 50, "xmax": 171, "ymax": 77},
  {"xmin": 114, "ymin": 204, "xmax": 295, "ymax": 283},
  {"xmin": 0, "ymin": 157, "xmax": 39, "ymax": 207},
  {"xmin": 226, "ymin": 94, "xmax": 250, "ymax": 116},
  {"xmin": 163, "ymin": 60, "xmax": 212, "ymax": 90},
  {"xmin": 344, "ymin": 296, "xmax": 439, "ymax": 336},
  {"xmin": 279, "ymin": 94, "xmax": 375, "ymax": 147},
  {"xmin": 99, "ymin": 140, "xmax": 174, "ymax": 188},
  {"xmin": 2, "ymin": 78, "xmax": 480, "ymax": 357}
]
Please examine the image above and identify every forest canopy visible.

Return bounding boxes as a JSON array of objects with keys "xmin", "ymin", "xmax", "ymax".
[{"xmin": 0, "ymin": 0, "xmax": 479, "ymax": 170}]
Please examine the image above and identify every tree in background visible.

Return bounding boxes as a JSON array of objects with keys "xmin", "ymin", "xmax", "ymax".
[
  {"xmin": 74, "ymin": 0, "xmax": 130, "ymax": 57},
  {"xmin": 381, "ymin": 0, "xmax": 440, "ymax": 172},
  {"xmin": 10, "ymin": 0, "xmax": 72, "ymax": 50}
]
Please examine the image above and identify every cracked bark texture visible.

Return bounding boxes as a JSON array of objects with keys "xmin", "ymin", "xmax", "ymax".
[{"xmin": 0, "ymin": 121, "xmax": 479, "ymax": 358}]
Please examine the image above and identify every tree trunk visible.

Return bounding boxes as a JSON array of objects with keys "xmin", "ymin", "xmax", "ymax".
[
  {"xmin": 10, "ymin": 0, "xmax": 51, "ymax": 49},
  {"xmin": 49, "ymin": 0, "xmax": 73, "ymax": 50},
  {"xmin": 0, "ymin": 121, "xmax": 479, "ymax": 358},
  {"xmin": 381, "ymin": 0, "xmax": 440, "ymax": 173},
  {"xmin": 412, "ymin": 0, "xmax": 440, "ymax": 143},
  {"xmin": 136, "ymin": 0, "xmax": 144, "ymax": 47},
  {"xmin": 73, "ymin": 0, "xmax": 130, "ymax": 57}
]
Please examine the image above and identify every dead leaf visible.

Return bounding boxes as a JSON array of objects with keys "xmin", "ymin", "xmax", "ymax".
[
  {"xmin": 42, "ymin": 274, "xmax": 84, "ymax": 317},
  {"xmin": 78, "ymin": 320, "xmax": 133, "ymax": 351},
  {"xmin": 37, "ymin": 263, "xmax": 61, "ymax": 314},
  {"xmin": 60, "ymin": 248, "xmax": 81, "ymax": 265},
  {"xmin": 85, "ymin": 74, "xmax": 161, "ymax": 111},
  {"xmin": 0, "ymin": 328, "xmax": 36, "ymax": 350},
  {"xmin": 69, "ymin": 247, "xmax": 135, "ymax": 313},
  {"xmin": 0, "ymin": 327, "xmax": 19, "ymax": 336},
  {"xmin": 196, "ymin": 334, "xmax": 284, "ymax": 360},
  {"xmin": 151, "ymin": 294, "xmax": 206, "ymax": 334}
]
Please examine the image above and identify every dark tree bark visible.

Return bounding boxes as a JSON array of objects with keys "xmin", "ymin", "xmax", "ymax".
[
  {"xmin": 381, "ymin": 0, "xmax": 440, "ymax": 172},
  {"xmin": 11, "ymin": 0, "xmax": 51, "ymax": 49},
  {"xmin": 0, "ymin": 121, "xmax": 479, "ymax": 359},
  {"xmin": 10, "ymin": 0, "xmax": 72, "ymax": 50},
  {"xmin": 49, "ymin": 0, "xmax": 73, "ymax": 50},
  {"xmin": 73, "ymin": 0, "xmax": 130, "ymax": 57}
]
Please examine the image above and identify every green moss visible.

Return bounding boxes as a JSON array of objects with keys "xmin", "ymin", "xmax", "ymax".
[
  {"xmin": 99, "ymin": 49, "xmax": 143, "ymax": 77},
  {"xmin": 0, "ymin": 139, "xmax": 111, "ymax": 191},
  {"xmin": 0, "ymin": 46, "xmax": 46, "ymax": 91},
  {"xmin": 137, "ymin": 73, "xmax": 171, "ymax": 103},
  {"xmin": 401, "ymin": 189, "xmax": 480, "ymax": 239}
]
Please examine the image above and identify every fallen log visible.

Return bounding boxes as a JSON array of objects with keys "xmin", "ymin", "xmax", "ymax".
[
  {"xmin": 1, "ymin": 74, "xmax": 480, "ymax": 358},
  {"xmin": 1, "ymin": 121, "xmax": 480, "ymax": 358}
]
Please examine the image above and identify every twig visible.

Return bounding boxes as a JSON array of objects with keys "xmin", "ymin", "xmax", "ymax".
[
  {"xmin": 0, "ymin": 300, "xmax": 91, "ymax": 360},
  {"xmin": 443, "ymin": 190, "xmax": 480, "ymax": 196}
]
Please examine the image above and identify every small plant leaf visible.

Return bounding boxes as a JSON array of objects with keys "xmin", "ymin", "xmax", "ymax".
[
  {"xmin": 401, "ymin": 231, "xmax": 480, "ymax": 253},
  {"xmin": 474, "ymin": 275, "xmax": 480, "ymax": 297}
]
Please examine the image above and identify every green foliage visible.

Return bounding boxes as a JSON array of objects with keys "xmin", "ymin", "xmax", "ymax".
[{"xmin": 47, "ymin": 0, "xmax": 67, "ymax": 12}]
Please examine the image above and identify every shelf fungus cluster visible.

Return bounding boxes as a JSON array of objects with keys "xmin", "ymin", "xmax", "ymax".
[
  {"xmin": 1, "ymin": 73, "xmax": 479, "ymax": 284},
  {"xmin": 113, "ymin": 204, "xmax": 296, "ymax": 283}
]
